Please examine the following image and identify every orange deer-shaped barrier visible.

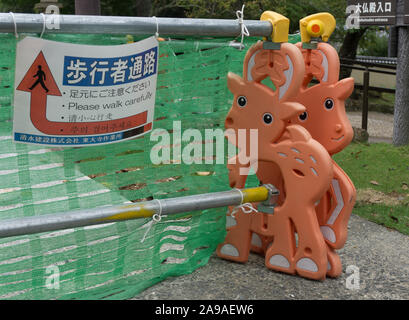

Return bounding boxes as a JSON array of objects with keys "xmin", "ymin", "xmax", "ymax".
[
  {"xmin": 249, "ymin": 42, "xmax": 356, "ymax": 278},
  {"xmin": 292, "ymin": 42, "xmax": 356, "ymax": 277},
  {"xmin": 216, "ymin": 41, "xmax": 334, "ymax": 280}
]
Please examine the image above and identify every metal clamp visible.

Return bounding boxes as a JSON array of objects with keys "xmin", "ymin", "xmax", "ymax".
[
  {"xmin": 258, "ymin": 184, "xmax": 280, "ymax": 214},
  {"xmin": 302, "ymin": 41, "xmax": 320, "ymax": 50},
  {"xmin": 262, "ymin": 41, "xmax": 282, "ymax": 50}
]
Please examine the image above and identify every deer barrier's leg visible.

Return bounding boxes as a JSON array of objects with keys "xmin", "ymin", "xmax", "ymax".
[
  {"xmin": 291, "ymin": 206, "xmax": 328, "ymax": 280},
  {"xmin": 320, "ymin": 163, "xmax": 356, "ymax": 250},
  {"xmin": 250, "ymin": 233, "xmax": 272, "ymax": 255},
  {"xmin": 216, "ymin": 206, "xmax": 253, "ymax": 263},
  {"xmin": 326, "ymin": 246, "xmax": 342, "ymax": 278},
  {"xmin": 251, "ymin": 210, "xmax": 296, "ymax": 275}
]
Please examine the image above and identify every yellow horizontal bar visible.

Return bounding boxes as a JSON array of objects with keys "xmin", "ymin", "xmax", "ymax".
[
  {"xmin": 97, "ymin": 186, "xmax": 269, "ymax": 223},
  {"xmin": 97, "ymin": 204, "xmax": 155, "ymax": 222},
  {"xmin": 242, "ymin": 187, "xmax": 269, "ymax": 203}
]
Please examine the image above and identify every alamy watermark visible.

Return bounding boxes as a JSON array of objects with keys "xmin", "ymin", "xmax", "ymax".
[
  {"xmin": 345, "ymin": 265, "xmax": 360, "ymax": 290},
  {"xmin": 44, "ymin": 5, "xmax": 61, "ymax": 30},
  {"xmin": 149, "ymin": 121, "xmax": 258, "ymax": 175},
  {"xmin": 45, "ymin": 265, "xmax": 60, "ymax": 290},
  {"xmin": 346, "ymin": 5, "xmax": 361, "ymax": 29}
]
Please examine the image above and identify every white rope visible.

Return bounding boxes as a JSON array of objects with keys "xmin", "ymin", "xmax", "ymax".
[
  {"xmin": 152, "ymin": 16, "xmax": 159, "ymax": 40},
  {"xmin": 40, "ymin": 13, "xmax": 46, "ymax": 38},
  {"xmin": 236, "ymin": 4, "xmax": 250, "ymax": 50},
  {"xmin": 140, "ymin": 199, "xmax": 167, "ymax": 243},
  {"xmin": 231, "ymin": 203, "xmax": 258, "ymax": 218},
  {"xmin": 9, "ymin": 12, "xmax": 18, "ymax": 39},
  {"xmin": 231, "ymin": 188, "xmax": 258, "ymax": 218},
  {"xmin": 235, "ymin": 188, "xmax": 244, "ymax": 204}
]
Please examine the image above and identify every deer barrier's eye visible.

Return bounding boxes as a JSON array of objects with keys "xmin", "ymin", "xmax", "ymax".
[
  {"xmin": 237, "ymin": 96, "xmax": 247, "ymax": 107},
  {"xmin": 263, "ymin": 113, "xmax": 273, "ymax": 124},
  {"xmin": 299, "ymin": 112, "xmax": 308, "ymax": 121},
  {"xmin": 324, "ymin": 98, "xmax": 334, "ymax": 110}
]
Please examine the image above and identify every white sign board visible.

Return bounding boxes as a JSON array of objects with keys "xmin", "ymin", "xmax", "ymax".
[{"xmin": 13, "ymin": 36, "xmax": 158, "ymax": 147}]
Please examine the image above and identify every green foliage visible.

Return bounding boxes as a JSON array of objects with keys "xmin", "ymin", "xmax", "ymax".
[
  {"xmin": 0, "ymin": 0, "xmax": 73, "ymax": 13},
  {"xmin": 0, "ymin": 0, "xmax": 38, "ymax": 12},
  {"xmin": 99, "ymin": 0, "xmax": 140, "ymax": 16},
  {"xmin": 359, "ymin": 27, "xmax": 389, "ymax": 57},
  {"xmin": 0, "ymin": 0, "xmax": 147, "ymax": 15}
]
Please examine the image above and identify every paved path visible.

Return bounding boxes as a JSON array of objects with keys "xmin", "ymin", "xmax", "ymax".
[
  {"xmin": 134, "ymin": 214, "xmax": 409, "ymax": 300},
  {"xmin": 347, "ymin": 111, "xmax": 393, "ymax": 143}
]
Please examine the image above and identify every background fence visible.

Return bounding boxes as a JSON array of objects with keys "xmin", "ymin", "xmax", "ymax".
[{"xmin": 340, "ymin": 57, "xmax": 396, "ymax": 130}]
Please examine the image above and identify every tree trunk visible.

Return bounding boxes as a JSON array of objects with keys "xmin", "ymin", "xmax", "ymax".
[
  {"xmin": 134, "ymin": 0, "xmax": 152, "ymax": 16},
  {"xmin": 75, "ymin": 0, "xmax": 100, "ymax": 15},
  {"xmin": 393, "ymin": 26, "xmax": 409, "ymax": 146},
  {"xmin": 338, "ymin": 28, "xmax": 368, "ymax": 79}
]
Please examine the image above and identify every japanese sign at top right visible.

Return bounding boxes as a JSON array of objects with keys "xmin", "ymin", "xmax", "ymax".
[{"xmin": 347, "ymin": 0, "xmax": 396, "ymax": 25}]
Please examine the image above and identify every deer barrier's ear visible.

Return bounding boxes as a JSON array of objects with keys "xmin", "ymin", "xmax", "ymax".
[
  {"xmin": 276, "ymin": 43, "xmax": 305, "ymax": 102},
  {"xmin": 295, "ymin": 42, "xmax": 341, "ymax": 86},
  {"xmin": 242, "ymin": 42, "xmax": 305, "ymax": 103},
  {"xmin": 227, "ymin": 72, "xmax": 246, "ymax": 94},
  {"xmin": 334, "ymin": 77, "xmax": 355, "ymax": 100},
  {"xmin": 317, "ymin": 42, "xmax": 340, "ymax": 84},
  {"xmin": 243, "ymin": 41, "xmax": 265, "ymax": 82}
]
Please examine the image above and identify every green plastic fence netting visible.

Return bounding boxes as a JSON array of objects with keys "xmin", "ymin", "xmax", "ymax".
[{"xmin": 0, "ymin": 32, "xmax": 300, "ymax": 299}]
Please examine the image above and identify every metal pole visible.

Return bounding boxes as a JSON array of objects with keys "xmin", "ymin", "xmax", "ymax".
[
  {"xmin": 0, "ymin": 13, "xmax": 272, "ymax": 37},
  {"xmin": 0, "ymin": 186, "xmax": 269, "ymax": 239},
  {"xmin": 362, "ymin": 67, "xmax": 370, "ymax": 131}
]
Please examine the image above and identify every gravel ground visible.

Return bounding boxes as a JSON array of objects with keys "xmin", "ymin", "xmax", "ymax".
[
  {"xmin": 347, "ymin": 111, "xmax": 394, "ymax": 142},
  {"xmin": 134, "ymin": 214, "xmax": 409, "ymax": 300}
]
